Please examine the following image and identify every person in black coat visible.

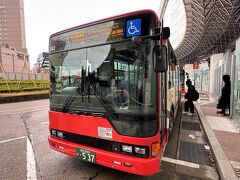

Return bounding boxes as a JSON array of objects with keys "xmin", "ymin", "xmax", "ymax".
[
  {"xmin": 186, "ymin": 78, "xmax": 192, "ymax": 87},
  {"xmin": 217, "ymin": 75, "xmax": 231, "ymax": 115},
  {"xmin": 184, "ymin": 83, "xmax": 197, "ymax": 115}
]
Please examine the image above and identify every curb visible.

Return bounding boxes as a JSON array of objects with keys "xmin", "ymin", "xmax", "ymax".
[
  {"xmin": 195, "ymin": 104, "xmax": 238, "ymax": 180},
  {"xmin": 0, "ymin": 93, "xmax": 49, "ymax": 104}
]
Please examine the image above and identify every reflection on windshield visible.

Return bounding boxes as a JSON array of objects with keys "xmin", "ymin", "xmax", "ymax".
[{"xmin": 49, "ymin": 41, "xmax": 156, "ymax": 116}]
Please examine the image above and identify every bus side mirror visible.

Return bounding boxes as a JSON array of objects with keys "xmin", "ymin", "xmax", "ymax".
[{"xmin": 152, "ymin": 45, "xmax": 168, "ymax": 72}]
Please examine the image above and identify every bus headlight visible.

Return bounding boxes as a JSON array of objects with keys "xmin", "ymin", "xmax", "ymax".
[
  {"xmin": 51, "ymin": 129, "xmax": 56, "ymax": 136},
  {"xmin": 122, "ymin": 145, "xmax": 133, "ymax": 153},
  {"xmin": 57, "ymin": 131, "xmax": 64, "ymax": 138},
  {"xmin": 51, "ymin": 129, "xmax": 66, "ymax": 139},
  {"xmin": 134, "ymin": 147, "xmax": 146, "ymax": 155}
]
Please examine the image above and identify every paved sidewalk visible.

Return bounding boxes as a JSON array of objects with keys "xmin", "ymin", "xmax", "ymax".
[{"xmin": 196, "ymin": 93, "xmax": 240, "ymax": 180}]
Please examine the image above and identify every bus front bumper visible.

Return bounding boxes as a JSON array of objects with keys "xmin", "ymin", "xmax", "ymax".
[{"xmin": 48, "ymin": 136, "xmax": 160, "ymax": 176}]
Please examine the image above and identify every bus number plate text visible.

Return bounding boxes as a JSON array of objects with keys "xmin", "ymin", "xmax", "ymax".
[{"xmin": 76, "ymin": 147, "xmax": 96, "ymax": 163}]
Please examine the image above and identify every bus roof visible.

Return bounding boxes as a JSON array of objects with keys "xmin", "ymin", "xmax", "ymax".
[{"xmin": 50, "ymin": 9, "xmax": 158, "ymax": 38}]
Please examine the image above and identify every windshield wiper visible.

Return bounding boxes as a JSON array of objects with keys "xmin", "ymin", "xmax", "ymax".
[
  {"xmin": 60, "ymin": 87, "xmax": 80, "ymax": 113},
  {"xmin": 60, "ymin": 84, "xmax": 117, "ymax": 120},
  {"xmin": 91, "ymin": 84, "xmax": 118, "ymax": 120},
  {"xmin": 60, "ymin": 66, "xmax": 87, "ymax": 112}
]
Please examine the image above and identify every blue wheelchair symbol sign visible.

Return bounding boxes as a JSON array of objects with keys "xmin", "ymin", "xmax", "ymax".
[{"xmin": 126, "ymin": 19, "xmax": 141, "ymax": 37}]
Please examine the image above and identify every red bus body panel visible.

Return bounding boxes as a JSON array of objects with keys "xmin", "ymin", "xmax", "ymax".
[{"xmin": 49, "ymin": 111, "xmax": 160, "ymax": 176}]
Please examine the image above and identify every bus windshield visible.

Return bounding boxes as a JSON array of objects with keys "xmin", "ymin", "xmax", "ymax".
[{"xmin": 50, "ymin": 41, "xmax": 157, "ymax": 118}]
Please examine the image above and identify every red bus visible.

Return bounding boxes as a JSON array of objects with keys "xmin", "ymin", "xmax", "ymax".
[{"xmin": 48, "ymin": 9, "xmax": 180, "ymax": 176}]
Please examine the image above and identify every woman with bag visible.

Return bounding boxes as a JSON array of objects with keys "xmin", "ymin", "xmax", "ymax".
[{"xmin": 183, "ymin": 83, "xmax": 199, "ymax": 115}]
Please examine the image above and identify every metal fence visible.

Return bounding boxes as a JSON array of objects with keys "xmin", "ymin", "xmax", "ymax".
[{"xmin": 0, "ymin": 72, "xmax": 49, "ymax": 80}]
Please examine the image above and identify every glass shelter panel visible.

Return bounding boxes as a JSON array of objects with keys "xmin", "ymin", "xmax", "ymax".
[{"xmin": 234, "ymin": 37, "xmax": 240, "ymax": 122}]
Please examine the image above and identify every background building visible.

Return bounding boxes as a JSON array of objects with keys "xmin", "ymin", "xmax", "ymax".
[
  {"xmin": 32, "ymin": 52, "xmax": 49, "ymax": 74},
  {"xmin": 0, "ymin": 0, "xmax": 30, "ymax": 75}
]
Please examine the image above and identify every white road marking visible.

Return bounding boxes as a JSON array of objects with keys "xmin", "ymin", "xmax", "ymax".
[
  {"xmin": 0, "ymin": 136, "xmax": 26, "ymax": 144},
  {"xmin": 162, "ymin": 157, "xmax": 200, "ymax": 169},
  {"xmin": 0, "ymin": 105, "xmax": 48, "ymax": 113},
  {"xmin": 27, "ymin": 137, "xmax": 37, "ymax": 180},
  {"xmin": 0, "ymin": 136, "xmax": 38, "ymax": 179},
  {"xmin": 41, "ymin": 121, "xmax": 49, "ymax": 125}
]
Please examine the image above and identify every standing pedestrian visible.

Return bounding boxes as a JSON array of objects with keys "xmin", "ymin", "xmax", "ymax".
[
  {"xmin": 186, "ymin": 78, "xmax": 192, "ymax": 87},
  {"xmin": 217, "ymin": 75, "xmax": 231, "ymax": 116},
  {"xmin": 183, "ymin": 81, "xmax": 199, "ymax": 115}
]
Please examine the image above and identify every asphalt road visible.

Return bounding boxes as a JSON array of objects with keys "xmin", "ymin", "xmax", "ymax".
[{"xmin": 0, "ymin": 99, "xmax": 218, "ymax": 180}]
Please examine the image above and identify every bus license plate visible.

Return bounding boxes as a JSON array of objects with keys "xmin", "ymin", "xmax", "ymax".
[{"xmin": 76, "ymin": 147, "xmax": 96, "ymax": 163}]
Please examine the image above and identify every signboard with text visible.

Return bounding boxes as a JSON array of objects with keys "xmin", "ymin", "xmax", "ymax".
[
  {"xmin": 49, "ymin": 12, "xmax": 156, "ymax": 53},
  {"xmin": 50, "ymin": 20, "xmax": 124, "ymax": 52}
]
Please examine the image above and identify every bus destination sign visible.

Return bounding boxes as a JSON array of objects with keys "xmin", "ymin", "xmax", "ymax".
[{"xmin": 50, "ymin": 20, "xmax": 125, "ymax": 52}]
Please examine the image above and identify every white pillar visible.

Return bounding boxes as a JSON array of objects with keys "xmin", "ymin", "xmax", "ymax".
[{"xmin": 209, "ymin": 53, "xmax": 223, "ymax": 95}]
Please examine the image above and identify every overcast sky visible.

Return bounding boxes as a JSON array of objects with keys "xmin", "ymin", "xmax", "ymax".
[{"xmin": 24, "ymin": 0, "xmax": 160, "ymax": 68}]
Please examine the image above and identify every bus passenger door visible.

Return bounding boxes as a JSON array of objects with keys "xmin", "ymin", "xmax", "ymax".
[{"xmin": 160, "ymin": 72, "xmax": 167, "ymax": 144}]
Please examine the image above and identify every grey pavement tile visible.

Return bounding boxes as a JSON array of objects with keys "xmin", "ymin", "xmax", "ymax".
[
  {"xmin": 182, "ymin": 121, "xmax": 201, "ymax": 131},
  {"xmin": 179, "ymin": 141, "xmax": 210, "ymax": 166}
]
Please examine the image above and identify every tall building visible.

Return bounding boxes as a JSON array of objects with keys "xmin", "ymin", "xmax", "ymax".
[
  {"xmin": 0, "ymin": 0, "xmax": 30, "ymax": 75},
  {"xmin": 0, "ymin": 0, "xmax": 27, "ymax": 52}
]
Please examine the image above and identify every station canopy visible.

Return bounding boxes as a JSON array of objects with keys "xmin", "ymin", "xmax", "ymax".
[{"xmin": 161, "ymin": 0, "xmax": 240, "ymax": 64}]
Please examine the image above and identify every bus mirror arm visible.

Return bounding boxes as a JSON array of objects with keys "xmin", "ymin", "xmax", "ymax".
[
  {"xmin": 131, "ymin": 27, "xmax": 170, "ymax": 44},
  {"xmin": 149, "ymin": 27, "xmax": 170, "ymax": 40},
  {"xmin": 131, "ymin": 36, "xmax": 149, "ymax": 45}
]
